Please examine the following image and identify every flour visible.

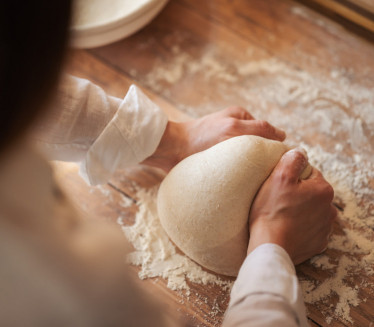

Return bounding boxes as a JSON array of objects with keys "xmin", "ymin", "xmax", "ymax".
[
  {"xmin": 117, "ymin": 187, "xmax": 233, "ymax": 295},
  {"xmin": 120, "ymin": 40, "xmax": 373, "ymax": 324},
  {"xmin": 290, "ymin": 6, "xmax": 343, "ymax": 36},
  {"xmin": 297, "ymin": 142, "xmax": 374, "ymax": 323},
  {"xmin": 119, "ymin": 194, "xmax": 134, "ymax": 208},
  {"xmin": 117, "ymin": 143, "xmax": 374, "ymax": 323},
  {"xmin": 140, "ymin": 47, "xmax": 374, "ymax": 163}
]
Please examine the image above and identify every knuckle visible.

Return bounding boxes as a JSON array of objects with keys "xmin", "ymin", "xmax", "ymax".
[
  {"xmin": 224, "ymin": 107, "xmax": 235, "ymax": 115},
  {"xmin": 223, "ymin": 118, "xmax": 239, "ymax": 134},
  {"xmin": 322, "ymin": 183, "xmax": 335, "ymax": 201},
  {"xmin": 257, "ymin": 120, "xmax": 270, "ymax": 130},
  {"xmin": 257, "ymin": 120, "xmax": 275, "ymax": 135},
  {"xmin": 233, "ymin": 106, "xmax": 246, "ymax": 113},
  {"xmin": 287, "ymin": 150, "xmax": 307, "ymax": 167},
  {"xmin": 225, "ymin": 106, "xmax": 252, "ymax": 120},
  {"xmin": 313, "ymin": 180, "xmax": 334, "ymax": 203},
  {"xmin": 225, "ymin": 106, "xmax": 244, "ymax": 115},
  {"xmin": 273, "ymin": 169, "xmax": 291, "ymax": 184}
]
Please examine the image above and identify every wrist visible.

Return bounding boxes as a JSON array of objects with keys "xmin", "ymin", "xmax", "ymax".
[
  {"xmin": 247, "ymin": 221, "xmax": 291, "ymax": 258},
  {"xmin": 141, "ymin": 121, "xmax": 185, "ymax": 171}
]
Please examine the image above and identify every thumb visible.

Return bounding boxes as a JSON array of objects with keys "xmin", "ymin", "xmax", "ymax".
[{"xmin": 275, "ymin": 148, "xmax": 309, "ymax": 183}]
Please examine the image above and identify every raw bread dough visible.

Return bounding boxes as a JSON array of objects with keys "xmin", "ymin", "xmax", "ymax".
[{"xmin": 157, "ymin": 135, "xmax": 311, "ymax": 276}]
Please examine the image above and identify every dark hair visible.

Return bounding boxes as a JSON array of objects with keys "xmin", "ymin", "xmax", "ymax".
[{"xmin": 0, "ymin": 1, "xmax": 72, "ymax": 154}]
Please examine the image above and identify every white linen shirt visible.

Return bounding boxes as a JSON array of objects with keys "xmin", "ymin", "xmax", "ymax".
[
  {"xmin": 34, "ymin": 75, "xmax": 309, "ymax": 326},
  {"xmin": 223, "ymin": 244, "xmax": 309, "ymax": 327},
  {"xmin": 34, "ymin": 75, "xmax": 168, "ymax": 185}
]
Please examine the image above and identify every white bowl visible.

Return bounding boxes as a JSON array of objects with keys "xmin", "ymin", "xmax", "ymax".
[{"xmin": 70, "ymin": 0, "xmax": 169, "ymax": 49}]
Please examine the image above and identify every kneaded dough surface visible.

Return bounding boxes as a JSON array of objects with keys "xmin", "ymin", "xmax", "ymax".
[{"xmin": 157, "ymin": 135, "xmax": 304, "ymax": 276}]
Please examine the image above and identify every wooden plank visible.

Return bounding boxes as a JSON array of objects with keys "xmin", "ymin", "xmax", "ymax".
[
  {"xmin": 348, "ymin": 0, "xmax": 374, "ymax": 13},
  {"xmin": 173, "ymin": 0, "xmax": 374, "ymax": 80},
  {"xmin": 88, "ymin": 0, "xmax": 374, "ymax": 160},
  {"xmin": 308, "ymin": 0, "xmax": 374, "ymax": 32},
  {"xmin": 339, "ymin": 0, "xmax": 374, "ymax": 15}
]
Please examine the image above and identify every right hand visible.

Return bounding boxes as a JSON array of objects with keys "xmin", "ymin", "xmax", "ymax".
[
  {"xmin": 142, "ymin": 107, "xmax": 286, "ymax": 172},
  {"xmin": 247, "ymin": 148, "xmax": 337, "ymax": 265}
]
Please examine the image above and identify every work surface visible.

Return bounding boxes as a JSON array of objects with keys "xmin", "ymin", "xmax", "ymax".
[{"xmin": 60, "ymin": 0, "xmax": 374, "ymax": 326}]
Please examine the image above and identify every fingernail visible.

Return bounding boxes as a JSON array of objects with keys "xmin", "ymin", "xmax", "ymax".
[
  {"xmin": 292, "ymin": 146, "xmax": 308, "ymax": 160},
  {"xmin": 284, "ymin": 147, "xmax": 308, "ymax": 164}
]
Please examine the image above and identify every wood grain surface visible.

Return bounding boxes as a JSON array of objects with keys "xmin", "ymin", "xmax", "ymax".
[
  {"xmin": 59, "ymin": 0, "xmax": 374, "ymax": 326},
  {"xmin": 304, "ymin": 0, "xmax": 374, "ymax": 32}
]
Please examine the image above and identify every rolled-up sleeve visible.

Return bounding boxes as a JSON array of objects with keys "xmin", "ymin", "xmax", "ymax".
[
  {"xmin": 223, "ymin": 244, "xmax": 309, "ymax": 327},
  {"xmin": 34, "ymin": 75, "xmax": 168, "ymax": 185}
]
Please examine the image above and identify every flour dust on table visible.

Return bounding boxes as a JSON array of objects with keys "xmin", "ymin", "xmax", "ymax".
[
  {"xmin": 117, "ymin": 186, "xmax": 233, "ymax": 296},
  {"xmin": 117, "ymin": 142, "xmax": 374, "ymax": 324},
  {"xmin": 120, "ymin": 31, "xmax": 374, "ymax": 324}
]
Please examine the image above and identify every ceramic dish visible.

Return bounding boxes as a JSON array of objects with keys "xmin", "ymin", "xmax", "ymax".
[{"xmin": 70, "ymin": 0, "xmax": 169, "ymax": 49}]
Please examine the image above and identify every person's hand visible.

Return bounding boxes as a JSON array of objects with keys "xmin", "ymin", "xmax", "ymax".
[
  {"xmin": 247, "ymin": 148, "xmax": 337, "ymax": 265},
  {"xmin": 142, "ymin": 106, "xmax": 286, "ymax": 171}
]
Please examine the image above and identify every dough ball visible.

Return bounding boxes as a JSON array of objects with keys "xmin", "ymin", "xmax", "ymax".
[{"xmin": 157, "ymin": 135, "xmax": 310, "ymax": 276}]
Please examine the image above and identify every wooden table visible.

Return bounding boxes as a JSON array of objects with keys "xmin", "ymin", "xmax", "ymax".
[{"xmin": 59, "ymin": 0, "xmax": 374, "ymax": 326}]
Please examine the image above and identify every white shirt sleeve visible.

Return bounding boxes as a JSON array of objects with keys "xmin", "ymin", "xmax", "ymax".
[
  {"xmin": 223, "ymin": 244, "xmax": 309, "ymax": 327},
  {"xmin": 34, "ymin": 75, "xmax": 168, "ymax": 185}
]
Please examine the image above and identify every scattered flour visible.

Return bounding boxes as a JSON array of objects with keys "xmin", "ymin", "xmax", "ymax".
[
  {"xmin": 290, "ymin": 6, "xmax": 343, "ymax": 36},
  {"xmin": 140, "ymin": 46, "xmax": 374, "ymax": 163},
  {"xmin": 93, "ymin": 184, "xmax": 112, "ymax": 198},
  {"xmin": 115, "ymin": 142, "xmax": 374, "ymax": 324},
  {"xmin": 119, "ymin": 193, "xmax": 134, "ymax": 208},
  {"xmin": 299, "ymin": 143, "xmax": 374, "ymax": 324},
  {"xmin": 119, "ymin": 41, "xmax": 374, "ymax": 325},
  {"xmin": 117, "ymin": 187, "xmax": 233, "ymax": 296}
]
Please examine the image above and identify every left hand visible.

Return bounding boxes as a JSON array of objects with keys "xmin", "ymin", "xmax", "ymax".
[
  {"xmin": 142, "ymin": 106, "xmax": 286, "ymax": 171},
  {"xmin": 247, "ymin": 148, "xmax": 336, "ymax": 264}
]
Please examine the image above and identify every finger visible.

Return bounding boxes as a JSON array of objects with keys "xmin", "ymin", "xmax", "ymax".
[
  {"xmin": 299, "ymin": 164, "xmax": 313, "ymax": 180},
  {"xmin": 238, "ymin": 120, "xmax": 286, "ymax": 141},
  {"xmin": 275, "ymin": 148, "xmax": 309, "ymax": 183},
  {"xmin": 306, "ymin": 168, "xmax": 331, "ymax": 187},
  {"xmin": 224, "ymin": 106, "xmax": 255, "ymax": 120},
  {"xmin": 308, "ymin": 166, "xmax": 322, "ymax": 179}
]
